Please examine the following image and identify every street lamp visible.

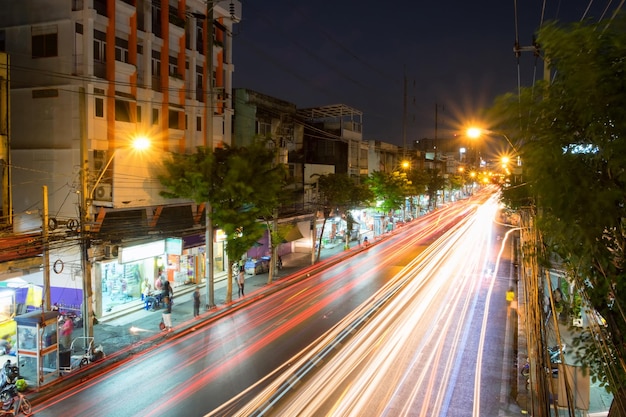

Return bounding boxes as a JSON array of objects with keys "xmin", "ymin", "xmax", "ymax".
[
  {"xmin": 80, "ymin": 135, "xmax": 151, "ymax": 339},
  {"xmin": 466, "ymin": 127, "xmax": 519, "ymax": 155},
  {"xmin": 88, "ymin": 136, "xmax": 151, "ymax": 201}
]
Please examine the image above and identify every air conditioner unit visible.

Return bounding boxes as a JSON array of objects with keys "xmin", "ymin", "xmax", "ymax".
[
  {"xmin": 94, "ymin": 184, "xmax": 112, "ymax": 201},
  {"xmin": 104, "ymin": 245, "xmax": 118, "ymax": 259}
]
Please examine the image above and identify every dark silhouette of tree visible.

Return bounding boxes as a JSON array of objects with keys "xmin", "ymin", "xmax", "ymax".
[{"xmin": 491, "ymin": 14, "xmax": 626, "ymax": 416}]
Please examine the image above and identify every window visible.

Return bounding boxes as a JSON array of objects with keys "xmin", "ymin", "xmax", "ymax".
[
  {"xmin": 151, "ymin": 50, "xmax": 161, "ymax": 91},
  {"xmin": 151, "ymin": 50, "xmax": 161, "ymax": 76},
  {"xmin": 151, "ymin": 3, "xmax": 162, "ymax": 38},
  {"xmin": 195, "ymin": 71, "xmax": 203, "ymax": 102},
  {"xmin": 152, "ymin": 108, "xmax": 159, "ymax": 125},
  {"xmin": 196, "ymin": 116, "xmax": 202, "ymax": 132},
  {"xmin": 32, "ymin": 25, "xmax": 58, "ymax": 58},
  {"xmin": 94, "ymin": 30, "xmax": 106, "ymax": 63},
  {"xmin": 137, "ymin": 106, "xmax": 142, "ymax": 123},
  {"xmin": 114, "ymin": 100, "xmax": 131, "ymax": 122},
  {"xmin": 0, "ymin": 30, "xmax": 5, "ymax": 52},
  {"xmin": 256, "ymin": 121, "xmax": 271, "ymax": 137},
  {"xmin": 95, "ymin": 97, "xmax": 104, "ymax": 118},
  {"xmin": 115, "ymin": 37, "xmax": 129, "ymax": 63},
  {"xmin": 168, "ymin": 56, "xmax": 178, "ymax": 77},
  {"xmin": 168, "ymin": 109, "xmax": 182, "ymax": 129}
]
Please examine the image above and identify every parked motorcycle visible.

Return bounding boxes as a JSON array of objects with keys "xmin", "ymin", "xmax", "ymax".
[
  {"xmin": 548, "ymin": 343, "xmax": 566, "ymax": 364},
  {"xmin": 0, "ymin": 360, "xmax": 22, "ymax": 407}
]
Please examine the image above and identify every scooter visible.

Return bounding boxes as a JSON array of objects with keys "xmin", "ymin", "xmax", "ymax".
[{"xmin": 548, "ymin": 344, "xmax": 566, "ymax": 364}]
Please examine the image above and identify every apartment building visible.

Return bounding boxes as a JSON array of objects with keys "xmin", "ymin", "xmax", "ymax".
[{"xmin": 0, "ymin": 0, "xmax": 241, "ymax": 323}]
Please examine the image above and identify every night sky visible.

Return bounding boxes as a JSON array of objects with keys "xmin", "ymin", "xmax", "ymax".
[{"xmin": 232, "ymin": 0, "xmax": 614, "ymax": 146}]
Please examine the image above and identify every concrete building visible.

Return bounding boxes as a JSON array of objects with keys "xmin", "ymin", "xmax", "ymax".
[
  {"xmin": 0, "ymin": 1, "xmax": 241, "ymax": 323},
  {"xmin": 297, "ymin": 104, "xmax": 367, "ymax": 182}
]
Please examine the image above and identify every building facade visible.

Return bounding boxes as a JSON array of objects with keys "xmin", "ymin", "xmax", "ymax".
[{"xmin": 0, "ymin": 0, "xmax": 241, "ymax": 323}]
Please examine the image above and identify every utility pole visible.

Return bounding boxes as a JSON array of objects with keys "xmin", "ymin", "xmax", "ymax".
[
  {"xmin": 402, "ymin": 69, "xmax": 407, "ymax": 159},
  {"xmin": 79, "ymin": 86, "xmax": 93, "ymax": 338},
  {"xmin": 42, "ymin": 186, "xmax": 50, "ymax": 310},
  {"xmin": 204, "ymin": 2, "xmax": 216, "ymax": 309}
]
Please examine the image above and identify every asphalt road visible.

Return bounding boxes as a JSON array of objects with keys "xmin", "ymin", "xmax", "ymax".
[
  {"xmin": 226, "ymin": 195, "xmax": 520, "ymax": 417},
  {"xmin": 30, "ymin": 191, "xmax": 518, "ymax": 417}
]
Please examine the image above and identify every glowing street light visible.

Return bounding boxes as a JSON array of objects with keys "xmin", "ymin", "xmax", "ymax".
[
  {"xmin": 88, "ymin": 135, "xmax": 152, "ymax": 201},
  {"xmin": 80, "ymin": 134, "xmax": 151, "ymax": 339},
  {"xmin": 466, "ymin": 127, "xmax": 519, "ymax": 154}
]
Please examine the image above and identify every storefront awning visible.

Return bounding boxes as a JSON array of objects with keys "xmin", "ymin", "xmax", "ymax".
[{"xmin": 282, "ymin": 224, "xmax": 305, "ymax": 242}]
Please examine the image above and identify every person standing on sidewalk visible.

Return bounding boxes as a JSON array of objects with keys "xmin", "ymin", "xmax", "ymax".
[
  {"xmin": 193, "ymin": 287, "xmax": 201, "ymax": 317},
  {"xmin": 161, "ymin": 274, "xmax": 173, "ymax": 308},
  {"xmin": 162, "ymin": 296, "xmax": 172, "ymax": 331},
  {"xmin": 60, "ymin": 315, "xmax": 74, "ymax": 349},
  {"xmin": 237, "ymin": 266, "xmax": 245, "ymax": 297}
]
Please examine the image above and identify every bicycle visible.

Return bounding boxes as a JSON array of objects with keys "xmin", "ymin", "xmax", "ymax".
[{"xmin": 0, "ymin": 389, "xmax": 32, "ymax": 416}]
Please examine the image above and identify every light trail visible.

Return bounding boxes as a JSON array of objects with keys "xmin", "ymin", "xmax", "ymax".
[
  {"xmin": 224, "ymin": 196, "xmax": 505, "ymax": 416},
  {"xmin": 32, "ymin": 193, "xmax": 495, "ymax": 417}
]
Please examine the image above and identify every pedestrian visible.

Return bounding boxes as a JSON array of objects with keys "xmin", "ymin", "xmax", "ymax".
[
  {"xmin": 161, "ymin": 274, "xmax": 173, "ymax": 308},
  {"xmin": 237, "ymin": 266, "xmax": 245, "ymax": 297},
  {"xmin": 193, "ymin": 287, "xmax": 201, "ymax": 318},
  {"xmin": 162, "ymin": 296, "xmax": 172, "ymax": 331},
  {"xmin": 60, "ymin": 315, "xmax": 74, "ymax": 350},
  {"xmin": 141, "ymin": 277, "xmax": 151, "ymax": 301}
]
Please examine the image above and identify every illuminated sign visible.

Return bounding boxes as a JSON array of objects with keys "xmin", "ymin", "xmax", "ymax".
[
  {"xmin": 119, "ymin": 240, "xmax": 165, "ymax": 264},
  {"xmin": 215, "ymin": 229, "xmax": 226, "ymax": 242},
  {"xmin": 165, "ymin": 238, "xmax": 182, "ymax": 255}
]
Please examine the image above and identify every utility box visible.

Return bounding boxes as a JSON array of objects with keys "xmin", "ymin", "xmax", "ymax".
[{"xmin": 14, "ymin": 310, "xmax": 60, "ymax": 387}]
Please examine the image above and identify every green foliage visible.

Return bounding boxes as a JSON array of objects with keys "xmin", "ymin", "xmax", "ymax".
[
  {"xmin": 158, "ymin": 140, "xmax": 286, "ymax": 297},
  {"xmin": 312, "ymin": 173, "xmax": 373, "ymax": 261},
  {"xmin": 490, "ymin": 13, "xmax": 626, "ymax": 394},
  {"xmin": 447, "ymin": 174, "xmax": 464, "ymax": 192},
  {"xmin": 366, "ymin": 171, "xmax": 411, "ymax": 214},
  {"xmin": 315, "ymin": 173, "xmax": 373, "ymax": 214},
  {"xmin": 406, "ymin": 169, "xmax": 428, "ymax": 196},
  {"xmin": 425, "ymin": 169, "xmax": 446, "ymax": 208},
  {"xmin": 159, "ymin": 147, "xmax": 215, "ymax": 203}
]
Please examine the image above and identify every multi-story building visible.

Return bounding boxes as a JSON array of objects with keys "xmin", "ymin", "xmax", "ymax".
[
  {"xmin": 232, "ymin": 88, "xmax": 312, "ymax": 259},
  {"xmin": 298, "ymin": 104, "xmax": 367, "ymax": 182},
  {"xmin": 0, "ymin": 1, "xmax": 241, "ymax": 325},
  {"xmin": 368, "ymin": 140, "xmax": 402, "ymax": 174}
]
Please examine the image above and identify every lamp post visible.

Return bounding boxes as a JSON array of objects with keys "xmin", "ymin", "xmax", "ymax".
[
  {"xmin": 466, "ymin": 127, "xmax": 519, "ymax": 155},
  {"xmin": 466, "ymin": 127, "xmax": 523, "ymax": 185},
  {"xmin": 79, "ymin": 134, "xmax": 150, "ymax": 339}
]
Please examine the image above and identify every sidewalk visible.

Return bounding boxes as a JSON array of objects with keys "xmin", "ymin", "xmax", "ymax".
[
  {"xmin": 93, "ymin": 241, "xmax": 358, "ymax": 350},
  {"xmin": 29, "ymin": 239, "xmax": 369, "ymax": 404}
]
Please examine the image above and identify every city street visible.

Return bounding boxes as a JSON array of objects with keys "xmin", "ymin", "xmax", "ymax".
[
  {"xmin": 224, "ymin": 195, "xmax": 520, "ymax": 416},
  {"xmin": 30, "ymin": 193, "xmax": 521, "ymax": 416}
]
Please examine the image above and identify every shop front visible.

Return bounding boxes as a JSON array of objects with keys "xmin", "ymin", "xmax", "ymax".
[
  {"xmin": 174, "ymin": 233, "xmax": 228, "ymax": 286},
  {"xmin": 94, "ymin": 240, "xmax": 168, "ymax": 319}
]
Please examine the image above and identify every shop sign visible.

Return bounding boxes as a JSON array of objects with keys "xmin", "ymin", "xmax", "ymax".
[
  {"xmin": 215, "ymin": 229, "xmax": 226, "ymax": 242},
  {"xmin": 118, "ymin": 240, "xmax": 165, "ymax": 264},
  {"xmin": 165, "ymin": 238, "xmax": 183, "ymax": 256}
]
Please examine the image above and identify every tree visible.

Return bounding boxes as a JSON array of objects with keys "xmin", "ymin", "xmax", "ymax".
[
  {"xmin": 425, "ymin": 169, "xmax": 446, "ymax": 209},
  {"xmin": 159, "ymin": 140, "xmax": 285, "ymax": 303},
  {"xmin": 406, "ymin": 168, "xmax": 429, "ymax": 216},
  {"xmin": 313, "ymin": 173, "xmax": 373, "ymax": 262},
  {"xmin": 367, "ymin": 171, "xmax": 411, "ymax": 215},
  {"xmin": 491, "ymin": 14, "xmax": 626, "ymax": 415}
]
